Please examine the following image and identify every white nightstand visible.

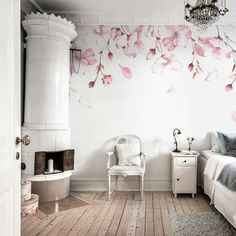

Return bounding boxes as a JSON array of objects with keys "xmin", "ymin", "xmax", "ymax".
[{"xmin": 171, "ymin": 151, "xmax": 199, "ymax": 198}]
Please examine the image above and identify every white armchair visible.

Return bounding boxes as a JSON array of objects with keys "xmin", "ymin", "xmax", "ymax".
[{"xmin": 106, "ymin": 135, "xmax": 146, "ymax": 200}]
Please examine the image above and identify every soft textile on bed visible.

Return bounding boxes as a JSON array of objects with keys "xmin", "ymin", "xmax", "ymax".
[
  {"xmin": 204, "ymin": 156, "xmax": 220, "ymax": 180},
  {"xmin": 217, "ymin": 163, "xmax": 236, "ymax": 191}
]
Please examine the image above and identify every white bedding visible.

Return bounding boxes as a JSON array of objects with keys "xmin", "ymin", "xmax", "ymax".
[
  {"xmin": 203, "ymin": 151, "xmax": 236, "ymax": 180},
  {"xmin": 202, "ymin": 150, "xmax": 236, "ymax": 228}
]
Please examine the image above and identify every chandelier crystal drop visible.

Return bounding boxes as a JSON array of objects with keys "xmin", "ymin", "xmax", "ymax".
[{"xmin": 184, "ymin": 0, "xmax": 229, "ymax": 29}]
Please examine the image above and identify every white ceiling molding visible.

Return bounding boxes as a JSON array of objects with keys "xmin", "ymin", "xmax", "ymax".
[
  {"xmin": 21, "ymin": 0, "xmax": 236, "ymax": 26},
  {"xmin": 54, "ymin": 11, "xmax": 236, "ymax": 26}
]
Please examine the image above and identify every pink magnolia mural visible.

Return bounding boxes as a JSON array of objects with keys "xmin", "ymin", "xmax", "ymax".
[{"xmin": 71, "ymin": 25, "xmax": 236, "ymax": 91}]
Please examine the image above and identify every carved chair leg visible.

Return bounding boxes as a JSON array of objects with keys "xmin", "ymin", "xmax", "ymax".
[
  {"xmin": 140, "ymin": 175, "xmax": 144, "ymax": 201},
  {"xmin": 108, "ymin": 174, "xmax": 111, "ymax": 201},
  {"xmin": 139, "ymin": 175, "xmax": 141, "ymax": 192},
  {"xmin": 115, "ymin": 175, "xmax": 118, "ymax": 191}
]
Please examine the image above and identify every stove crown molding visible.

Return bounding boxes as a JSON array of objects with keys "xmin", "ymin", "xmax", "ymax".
[{"xmin": 22, "ymin": 12, "xmax": 77, "ymax": 44}]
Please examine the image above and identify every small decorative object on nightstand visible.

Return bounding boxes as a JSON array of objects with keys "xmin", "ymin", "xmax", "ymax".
[
  {"xmin": 171, "ymin": 150, "xmax": 199, "ymax": 198},
  {"xmin": 172, "ymin": 128, "xmax": 182, "ymax": 152},
  {"xmin": 187, "ymin": 137, "xmax": 195, "ymax": 151}
]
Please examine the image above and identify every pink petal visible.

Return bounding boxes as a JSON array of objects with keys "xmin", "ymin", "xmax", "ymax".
[
  {"xmin": 212, "ymin": 47, "xmax": 223, "ymax": 59},
  {"xmin": 108, "ymin": 51, "xmax": 113, "ymax": 61},
  {"xmin": 232, "ymin": 111, "xmax": 236, "ymax": 122},
  {"xmin": 80, "ymin": 59, "xmax": 89, "ymax": 66},
  {"xmin": 134, "ymin": 40, "xmax": 144, "ymax": 50},
  {"xmin": 119, "ymin": 64, "xmax": 132, "ymax": 79},
  {"xmin": 198, "ymin": 37, "xmax": 214, "ymax": 49},
  {"xmin": 110, "ymin": 28, "xmax": 123, "ymax": 41},
  {"xmin": 88, "ymin": 81, "xmax": 95, "ymax": 88},
  {"xmin": 225, "ymin": 46, "xmax": 232, "ymax": 59},
  {"xmin": 147, "ymin": 25, "xmax": 152, "ymax": 34},
  {"xmin": 146, "ymin": 48, "xmax": 156, "ymax": 60},
  {"xmin": 86, "ymin": 57, "xmax": 97, "ymax": 66},
  {"xmin": 162, "ymin": 37, "xmax": 176, "ymax": 51},
  {"xmin": 82, "ymin": 48, "xmax": 95, "ymax": 58},
  {"xmin": 226, "ymin": 84, "xmax": 233, "ymax": 92},
  {"xmin": 134, "ymin": 25, "xmax": 143, "ymax": 34},
  {"xmin": 185, "ymin": 29, "xmax": 192, "ymax": 39},
  {"xmin": 198, "ymin": 37, "xmax": 210, "ymax": 44},
  {"xmin": 194, "ymin": 44, "xmax": 204, "ymax": 57},
  {"xmin": 188, "ymin": 63, "xmax": 194, "ymax": 72},
  {"xmin": 162, "ymin": 37, "xmax": 173, "ymax": 46}
]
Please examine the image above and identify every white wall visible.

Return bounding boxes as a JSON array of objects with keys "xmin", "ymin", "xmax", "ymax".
[{"xmin": 69, "ymin": 25, "xmax": 236, "ymax": 191}]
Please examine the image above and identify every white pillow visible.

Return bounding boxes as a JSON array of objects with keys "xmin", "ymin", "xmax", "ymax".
[
  {"xmin": 116, "ymin": 142, "xmax": 141, "ymax": 166},
  {"xmin": 209, "ymin": 131, "xmax": 220, "ymax": 153}
]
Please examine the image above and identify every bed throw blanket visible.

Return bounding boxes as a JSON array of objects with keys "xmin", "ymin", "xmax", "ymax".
[{"xmin": 217, "ymin": 162, "xmax": 236, "ymax": 191}]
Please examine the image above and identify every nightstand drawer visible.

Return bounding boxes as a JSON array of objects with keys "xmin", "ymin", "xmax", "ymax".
[{"xmin": 175, "ymin": 157, "xmax": 195, "ymax": 167}]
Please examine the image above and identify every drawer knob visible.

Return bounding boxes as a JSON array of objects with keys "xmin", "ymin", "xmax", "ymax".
[
  {"xmin": 184, "ymin": 160, "xmax": 187, "ymax": 162},
  {"xmin": 177, "ymin": 178, "xmax": 180, "ymax": 181}
]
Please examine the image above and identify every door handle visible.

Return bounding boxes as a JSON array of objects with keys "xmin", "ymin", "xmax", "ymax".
[
  {"xmin": 16, "ymin": 135, "xmax": 30, "ymax": 146},
  {"xmin": 21, "ymin": 163, "xmax": 26, "ymax": 170}
]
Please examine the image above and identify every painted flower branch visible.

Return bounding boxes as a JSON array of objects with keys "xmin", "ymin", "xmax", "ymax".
[
  {"xmin": 71, "ymin": 25, "xmax": 236, "ymax": 91},
  {"xmin": 88, "ymin": 50, "xmax": 112, "ymax": 88}
]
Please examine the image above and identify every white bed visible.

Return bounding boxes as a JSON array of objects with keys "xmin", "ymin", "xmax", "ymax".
[{"xmin": 200, "ymin": 150, "xmax": 236, "ymax": 228}]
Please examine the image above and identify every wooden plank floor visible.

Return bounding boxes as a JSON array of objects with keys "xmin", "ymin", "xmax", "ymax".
[{"xmin": 21, "ymin": 192, "xmax": 213, "ymax": 236}]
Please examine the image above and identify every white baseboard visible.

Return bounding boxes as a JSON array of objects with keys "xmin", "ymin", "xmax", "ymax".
[{"xmin": 71, "ymin": 177, "xmax": 171, "ymax": 192}]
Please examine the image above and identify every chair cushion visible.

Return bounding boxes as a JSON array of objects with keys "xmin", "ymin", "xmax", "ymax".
[
  {"xmin": 108, "ymin": 165, "xmax": 144, "ymax": 175},
  {"xmin": 116, "ymin": 142, "xmax": 141, "ymax": 166}
]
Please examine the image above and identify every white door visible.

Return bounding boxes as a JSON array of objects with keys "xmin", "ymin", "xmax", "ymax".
[{"xmin": 0, "ymin": 0, "xmax": 21, "ymax": 235}]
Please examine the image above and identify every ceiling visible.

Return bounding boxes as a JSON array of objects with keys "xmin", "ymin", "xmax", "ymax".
[
  {"xmin": 23, "ymin": 0, "xmax": 186, "ymax": 12},
  {"xmin": 21, "ymin": 0, "xmax": 236, "ymax": 25}
]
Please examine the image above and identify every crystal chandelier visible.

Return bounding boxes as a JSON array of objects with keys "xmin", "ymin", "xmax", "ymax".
[{"xmin": 184, "ymin": 0, "xmax": 229, "ymax": 29}]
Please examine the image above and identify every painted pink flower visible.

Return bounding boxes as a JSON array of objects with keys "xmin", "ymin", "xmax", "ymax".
[
  {"xmin": 152, "ymin": 54, "xmax": 182, "ymax": 74},
  {"xmin": 110, "ymin": 28, "xmax": 123, "ymax": 41},
  {"xmin": 160, "ymin": 55, "xmax": 173, "ymax": 68},
  {"xmin": 74, "ymin": 48, "xmax": 97, "ymax": 66},
  {"xmin": 146, "ymin": 48, "xmax": 156, "ymax": 60},
  {"xmin": 122, "ymin": 46, "xmax": 137, "ymax": 58},
  {"xmin": 88, "ymin": 81, "xmax": 95, "ymax": 88},
  {"xmin": 134, "ymin": 25, "xmax": 144, "ymax": 34},
  {"xmin": 119, "ymin": 65, "xmax": 132, "ymax": 79},
  {"xmin": 93, "ymin": 25, "xmax": 106, "ymax": 36},
  {"xmin": 204, "ymin": 70, "xmax": 219, "ymax": 81},
  {"xmin": 194, "ymin": 44, "xmax": 204, "ymax": 57},
  {"xmin": 101, "ymin": 75, "xmax": 112, "ymax": 85},
  {"xmin": 134, "ymin": 40, "xmax": 144, "ymax": 50},
  {"xmin": 108, "ymin": 51, "xmax": 113, "ymax": 61},
  {"xmin": 226, "ymin": 83, "xmax": 233, "ymax": 92},
  {"xmin": 161, "ymin": 25, "xmax": 192, "ymax": 51},
  {"xmin": 188, "ymin": 63, "xmax": 194, "ymax": 72},
  {"xmin": 198, "ymin": 36, "xmax": 232, "ymax": 59}
]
